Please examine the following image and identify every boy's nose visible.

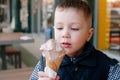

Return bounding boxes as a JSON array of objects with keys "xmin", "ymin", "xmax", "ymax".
[
  {"xmin": 62, "ymin": 31, "xmax": 71, "ymax": 38},
  {"xmin": 62, "ymin": 35, "xmax": 70, "ymax": 38}
]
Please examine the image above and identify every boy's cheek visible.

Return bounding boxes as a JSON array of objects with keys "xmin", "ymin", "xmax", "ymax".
[
  {"xmin": 54, "ymin": 34, "xmax": 59, "ymax": 40},
  {"xmin": 55, "ymin": 35, "xmax": 61, "ymax": 43},
  {"xmin": 55, "ymin": 32, "xmax": 61, "ymax": 37}
]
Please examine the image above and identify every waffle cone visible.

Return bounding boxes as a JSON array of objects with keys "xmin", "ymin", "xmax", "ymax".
[{"xmin": 46, "ymin": 54, "xmax": 64, "ymax": 72}]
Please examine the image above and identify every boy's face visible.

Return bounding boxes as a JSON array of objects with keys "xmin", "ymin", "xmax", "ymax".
[{"xmin": 54, "ymin": 8, "xmax": 93, "ymax": 57}]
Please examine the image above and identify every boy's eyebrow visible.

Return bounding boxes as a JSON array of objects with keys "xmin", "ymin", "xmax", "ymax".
[
  {"xmin": 70, "ymin": 22, "xmax": 82, "ymax": 25},
  {"xmin": 54, "ymin": 22, "xmax": 63, "ymax": 25},
  {"xmin": 54, "ymin": 23, "xmax": 83, "ymax": 28}
]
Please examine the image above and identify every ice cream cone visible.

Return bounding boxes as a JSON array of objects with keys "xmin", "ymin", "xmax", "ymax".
[
  {"xmin": 46, "ymin": 53, "xmax": 64, "ymax": 72},
  {"xmin": 40, "ymin": 39, "xmax": 65, "ymax": 78}
]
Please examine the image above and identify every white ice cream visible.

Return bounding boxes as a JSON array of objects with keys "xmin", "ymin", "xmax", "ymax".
[{"xmin": 40, "ymin": 39, "xmax": 64, "ymax": 61}]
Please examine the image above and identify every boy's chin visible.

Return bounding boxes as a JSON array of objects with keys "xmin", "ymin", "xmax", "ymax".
[
  {"xmin": 65, "ymin": 50, "xmax": 83, "ymax": 57},
  {"xmin": 65, "ymin": 52, "xmax": 75, "ymax": 57}
]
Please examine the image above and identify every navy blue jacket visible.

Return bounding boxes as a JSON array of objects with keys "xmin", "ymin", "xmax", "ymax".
[{"xmin": 57, "ymin": 42, "xmax": 118, "ymax": 80}]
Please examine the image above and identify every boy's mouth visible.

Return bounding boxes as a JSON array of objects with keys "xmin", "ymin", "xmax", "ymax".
[{"xmin": 61, "ymin": 42, "xmax": 71, "ymax": 48}]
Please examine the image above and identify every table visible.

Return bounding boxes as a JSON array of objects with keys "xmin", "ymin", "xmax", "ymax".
[
  {"xmin": 0, "ymin": 68, "xmax": 33, "ymax": 80},
  {"xmin": 0, "ymin": 32, "xmax": 34, "ymax": 70}
]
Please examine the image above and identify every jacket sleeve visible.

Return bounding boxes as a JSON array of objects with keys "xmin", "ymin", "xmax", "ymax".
[
  {"xmin": 29, "ymin": 56, "xmax": 45, "ymax": 80},
  {"xmin": 107, "ymin": 63, "xmax": 120, "ymax": 80}
]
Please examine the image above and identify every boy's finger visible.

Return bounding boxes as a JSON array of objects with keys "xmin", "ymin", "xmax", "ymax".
[
  {"xmin": 38, "ymin": 71, "xmax": 59, "ymax": 80},
  {"xmin": 38, "ymin": 71, "xmax": 48, "ymax": 77},
  {"xmin": 39, "ymin": 77, "xmax": 56, "ymax": 80},
  {"xmin": 38, "ymin": 78, "xmax": 50, "ymax": 80},
  {"xmin": 56, "ymin": 76, "xmax": 60, "ymax": 80}
]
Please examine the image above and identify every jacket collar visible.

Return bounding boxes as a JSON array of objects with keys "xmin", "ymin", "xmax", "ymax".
[{"xmin": 61, "ymin": 42, "xmax": 97, "ymax": 67}]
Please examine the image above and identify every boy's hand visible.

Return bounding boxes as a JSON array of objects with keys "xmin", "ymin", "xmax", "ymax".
[{"xmin": 38, "ymin": 71, "xmax": 60, "ymax": 80}]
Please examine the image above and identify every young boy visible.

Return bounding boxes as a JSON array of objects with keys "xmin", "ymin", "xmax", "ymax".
[{"xmin": 29, "ymin": 0, "xmax": 120, "ymax": 80}]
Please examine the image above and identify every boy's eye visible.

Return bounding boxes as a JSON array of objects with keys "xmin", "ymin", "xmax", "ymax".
[
  {"xmin": 71, "ymin": 28, "xmax": 79, "ymax": 31},
  {"xmin": 56, "ymin": 27, "xmax": 63, "ymax": 30}
]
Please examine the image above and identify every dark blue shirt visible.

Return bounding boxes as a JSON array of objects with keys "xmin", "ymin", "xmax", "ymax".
[{"xmin": 29, "ymin": 42, "xmax": 120, "ymax": 80}]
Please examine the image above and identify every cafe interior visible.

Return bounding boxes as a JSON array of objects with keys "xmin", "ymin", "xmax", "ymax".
[{"xmin": 0, "ymin": 0, "xmax": 120, "ymax": 79}]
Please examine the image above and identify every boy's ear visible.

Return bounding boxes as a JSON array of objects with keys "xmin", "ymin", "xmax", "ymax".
[{"xmin": 87, "ymin": 28, "xmax": 94, "ymax": 41}]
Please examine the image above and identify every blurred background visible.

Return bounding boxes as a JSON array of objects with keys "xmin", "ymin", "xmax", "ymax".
[{"xmin": 0, "ymin": 0, "xmax": 120, "ymax": 79}]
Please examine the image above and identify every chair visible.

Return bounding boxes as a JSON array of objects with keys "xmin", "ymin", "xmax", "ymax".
[{"xmin": 5, "ymin": 46, "xmax": 22, "ymax": 68}]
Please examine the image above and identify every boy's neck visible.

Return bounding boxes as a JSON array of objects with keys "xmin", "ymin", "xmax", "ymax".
[{"xmin": 68, "ymin": 49, "xmax": 83, "ymax": 58}]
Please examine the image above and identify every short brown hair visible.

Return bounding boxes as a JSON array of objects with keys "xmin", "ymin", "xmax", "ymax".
[{"xmin": 56, "ymin": 0, "xmax": 92, "ymax": 19}]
